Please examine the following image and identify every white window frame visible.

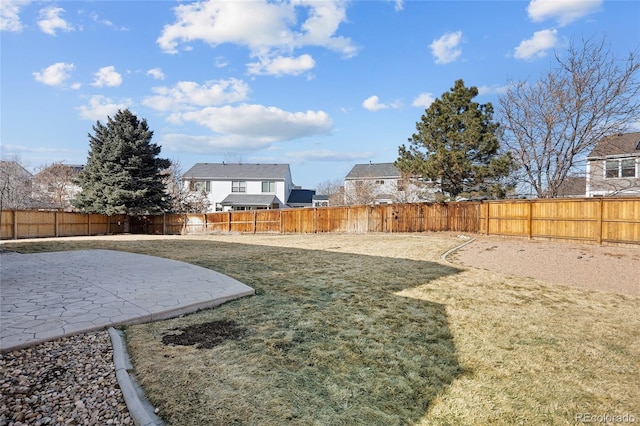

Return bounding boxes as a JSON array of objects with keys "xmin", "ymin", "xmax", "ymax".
[
  {"xmin": 262, "ymin": 181, "xmax": 276, "ymax": 193},
  {"xmin": 605, "ymin": 158, "xmax": 638, "ymax": 179},
  {"xmin": 232, "ymin": 180, "xmax": 246, "ymax": 193}
]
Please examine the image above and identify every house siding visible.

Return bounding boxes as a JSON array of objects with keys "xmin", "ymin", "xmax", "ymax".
[{"xmin": 587, "ymin": 157, "xmax": 640, "ymax": 197}]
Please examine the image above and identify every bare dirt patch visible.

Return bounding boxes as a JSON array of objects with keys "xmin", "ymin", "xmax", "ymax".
[
  {"xmin": 449, "ymin": 236, "xmax": 640, "ymax": 296},
  {"xmin": 162, "ymin": 320, "xmax": 246, "ymax": 349}
]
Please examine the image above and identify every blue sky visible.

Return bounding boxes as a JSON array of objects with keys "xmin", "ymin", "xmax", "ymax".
[{"xmin": 1, "ymin": 0, "xmax": 639, "ymax": 189}]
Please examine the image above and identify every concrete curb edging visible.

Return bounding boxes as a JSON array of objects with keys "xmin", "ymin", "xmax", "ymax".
[
  {"xmin": 108, "ymin": 327, "xmax": 164, "ymax": 426},
  {"xmin": 440, "ymin": 236, "xmax": 477, "ymax": 264}
]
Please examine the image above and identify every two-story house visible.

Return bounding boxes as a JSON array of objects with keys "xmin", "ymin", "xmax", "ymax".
[
  {"xmin": 586, "ymin": 132, "xmax": 640, "ymax": 197},
  {"xmin": 182, "ymin": 163, "xmax": 294, "ymax": 212},
  {"xmin": 344, "ymin": 162, "xmax": 435, "ymax": 205}
]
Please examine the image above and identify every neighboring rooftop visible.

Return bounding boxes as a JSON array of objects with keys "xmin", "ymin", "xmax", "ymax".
[
  {"xmin": 587, "ymin": 131, "xmax": 640, "ymax": 159},
  {"xmin": 345, "ymin": 163, "xmax": 401, "ymax": 179},
  {"xmin": 287, "ymin": 189, "xmax": 316, "ymax": 206},
  {"xmin": 220, "ymin": 194, "xmax": 281, "ymax": 207},
  {"xmin": 183, "ymin": 163, "xmax": 291, "ymax": 180},
  {"xmin": 556, "ymin": 176, "xmax": 586, "ymax": 197}
]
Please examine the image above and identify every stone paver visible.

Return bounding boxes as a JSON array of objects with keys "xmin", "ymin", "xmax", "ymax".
[{"xmin": 0, "ymin": 249, "xmax": 254, "ymax": 352}]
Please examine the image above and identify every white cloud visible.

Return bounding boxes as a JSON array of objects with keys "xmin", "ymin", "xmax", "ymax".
[
  {"xmin": 514, "ymin": 29, "xmax": 558, "ymax": 60},
  {"xmin": 92, "ymin": 66, "xmax": 122, "ymax": 87},
  {"xmin": 363, "ymin": 96, "xmax": 387, "ymax": 111},
  {"xmin": 477, "ymin": 85, "xmax": 509, "ymax": 96},
  {"xmin": 33, "ymin": 62, "xmax": 75, "ymax": 86},
  {"xmin": 294, "ymin": 1, "xmax": 357, "ymax": 57},
  {"xmin": 157, "ymin": 0, "xmax": 357, "ymax": 75},
  {"xmin": 362, "ymin": 95, "xmax": 400, "ymax": 112},
  {"xmin": 1, "ymin": 0, "xmax": 31, "ymax": 32},
  {"xmin": 429, "ymin": 31, "xmax": 463, "ymax": 64},
  {"xmin": 37, "ymin": 6, "xmax": 74, "ymax": 36},
  {"xmin": 215, "ymin": 56, "xmax": 229, "ymax": 68},
  {"xmin": 158, "ymin": 133, "xmax": 274, "ymax": 154},
  {"xmin": 146, "ymin": 68, "xmax": 165, "ymax": 80},
  {"xmin": 412, "ymin": 92, "xmax": 435, "ymax": 108},
  {"xmin": 76, "ymin": 95, "xmax": 131, "ymax": 121},
  {"xmin": 527, "ymin": 0, "xmax": 602, "ymax": 26},
  {"xmin": 179, "ymin": 104, "xmax": 332, "ymax": 142},
  {"xmin": 142, "ymin": 79, "xmax": 250, "ymax": 111},
  {"xmin": 89, "ymin": 12, "xmax": 127, "ymax": 31},
  {"xmin": 247, "ymin": 54, "xmax": 316, "ymax": 76},
  {"xmin": 391, "ymin": 0, "xmax": 404, "ymax": 12}
]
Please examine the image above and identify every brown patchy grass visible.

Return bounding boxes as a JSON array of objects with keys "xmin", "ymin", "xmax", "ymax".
[{"xmin": 3, "ymin": 233, "xmax": 639, "ymax": 425}]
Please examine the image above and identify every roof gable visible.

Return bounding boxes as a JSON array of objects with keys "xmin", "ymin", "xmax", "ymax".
[
  {"xmin": 588, "ymin": 132, "xmax": 640, "ymax": 159},
  {"xmin": 183, "ymin": 163, "xmax": 291, "ymax": 180},
  {"xmin": 345, "ymin": 163, "xmax": 401, "ymax": 179}
]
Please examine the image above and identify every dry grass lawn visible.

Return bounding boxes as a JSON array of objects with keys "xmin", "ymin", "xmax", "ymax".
[{"xmin": 4, "ymin": 233, "xmax": 639, "ymax": 425}]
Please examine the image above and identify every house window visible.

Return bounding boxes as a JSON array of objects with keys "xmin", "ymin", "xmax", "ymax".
[
  {"xmin": 606, "ymin": 159, "xmax": 637, "ymax": 178},
  {"xmin": 375, "ymin": 180, "xmax": 385, "ymax": 185},
  {"xmin": 191, "ymin": 180, "xmax": 210, "ymax": 192},
  {"xmin": 262, "ymin": 181, "xmax": 276, "ymax": 193},
  {"xmin": 232, "ymin": 180, "xmax": 246, "ymax": 192},
  {"xmin": 621, "ymin": 159, "xmax": 636, "ymax": 177},
  {"xmin": 605, "ymin": 160, "xmax": 618, "ymax": 178}
]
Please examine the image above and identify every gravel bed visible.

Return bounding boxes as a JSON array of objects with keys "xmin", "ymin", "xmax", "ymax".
[{"xmin": 0, "ymin": 330, "xmax": 132, "ymax": 426}]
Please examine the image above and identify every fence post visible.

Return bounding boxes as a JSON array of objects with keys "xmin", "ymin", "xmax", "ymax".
[
  {"xmin": 55, "ymin": 211, "xmax": 59, "ymax": 237},
  {"xmin": 253, "ymin": 210, "xmax": 257, "ymax": 234},
  {"xmin": 13, "ymin": 210, "xmax": 18, "ymax": 240},
  {"xmin": 527, "ymin": 201, "xmax": 533, "ymax": 240},
  {"xmin": 485, "ymin": 202, "xmax": 490, "ymax": 235},
  {"xmin": 596, "ymin": 198, "xmax": 603, "ymax": 245}
]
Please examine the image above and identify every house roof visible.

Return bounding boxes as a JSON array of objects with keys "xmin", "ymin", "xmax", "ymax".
[
  {"xmin": 556, "ymin": 176, "xmax": 586, "ymax": 197},
  {"xmin": 183, "ymin": 163, "xmax": 290, "ymax": 180},
  {"xmin": 0, "ymin": 161, "xmax": 32, "ymax": 178},
  {"xmin": 287, "ymin": 189, "xmax": 315, "ymax": 205},
  {"xmin": 35, "ymin": 164, "xmax": 84, "ymax": 177},
  {"xmin": 220, "ymin": 194, "xmax": 281, "ymax": 207},
  {"xmin": 345, "ymin": 163, "xmax": 401, "ymax": 180},
  {"xmin": 587, "ymin": 132, "xmax": 640, "ymax": 159}
]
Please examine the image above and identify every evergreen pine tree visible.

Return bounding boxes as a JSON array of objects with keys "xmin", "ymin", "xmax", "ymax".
[
  {"xmin": 73, "ymin": 109, "xmax": 171, "ymax": 215},
  {"xmin": 396, "ymin": 79, "xmax": 516, "ymax": 199}
]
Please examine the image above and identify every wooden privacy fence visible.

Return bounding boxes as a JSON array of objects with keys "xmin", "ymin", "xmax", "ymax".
[
  {"xmin": 0, "ymin": 210, "xmax": 126, "ymax": 240},
  {"xmin": 132, "ymin": 202, "xmax": 480, "ymax": 236},
  {"xmin": 1, "ymin": 198, "xmax": 639, "ymax": 245},
  {"xmin": 479, "ymin": 197, "xmax": 640, "ymax": 245}
]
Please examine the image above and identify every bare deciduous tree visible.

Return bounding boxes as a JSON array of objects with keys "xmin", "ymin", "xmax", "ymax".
[
  {"xmin": 0, "ymin": 158, "xmax": 33, "ymax": 211},
  {"xmin": 343, "ymin": 178, "xmax": 380, "ymax": 205},
  {"xmin": 390, "ymin": 173, "xmax": 439, "ymax": 203},
  {"xmin": 499, "ymin": 37, "xmax": 640, "ymax": 198},
  {"xmin": 316, "ymin": 178, "xmax": 345, "ymax": 206},
  {"xmin": 162, "ymin": 160, "xmax": 210, "ymax": 213},
  {"xmin": 33, "ymin": 163, "xmax": 81, "ymax": 210}
]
